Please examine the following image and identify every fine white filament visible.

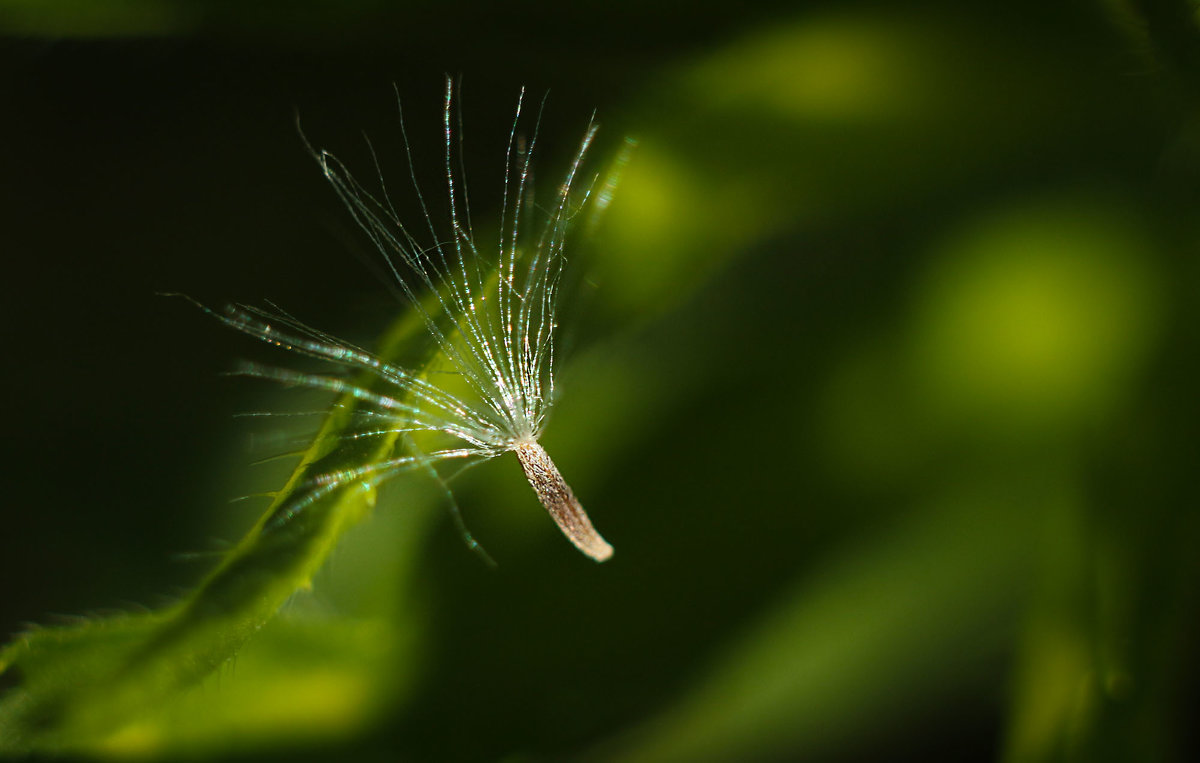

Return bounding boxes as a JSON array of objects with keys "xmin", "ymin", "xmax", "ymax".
[{"xmin": 204, "ymin": 79, "xmax": 613, "ymax": 562}]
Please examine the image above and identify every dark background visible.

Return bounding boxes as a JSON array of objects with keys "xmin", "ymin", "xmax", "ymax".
[{"xmin": 1, "ymin": 1, "xmax": 1198, "ymax": 761}]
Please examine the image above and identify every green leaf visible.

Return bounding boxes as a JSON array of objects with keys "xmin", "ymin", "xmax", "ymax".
[{"xmin": 0, "ymin": 308, "xmax": 430, "ymax": 756}]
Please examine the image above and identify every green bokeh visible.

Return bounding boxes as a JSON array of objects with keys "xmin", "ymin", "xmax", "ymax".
[{"xmin": 1, "ymin": 1, "xmax": 1197, "ymax": 761}]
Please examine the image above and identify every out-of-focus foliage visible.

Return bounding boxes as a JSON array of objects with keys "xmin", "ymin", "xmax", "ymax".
[{"xmin": 1, "ymin": 1, "xmax": 1197, "ymax": 761}]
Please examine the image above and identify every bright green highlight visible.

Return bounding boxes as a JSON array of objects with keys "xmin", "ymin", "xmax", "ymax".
[{"xmin": 911, "ymin": 194, "xmax": 1160, "ymax": 435}]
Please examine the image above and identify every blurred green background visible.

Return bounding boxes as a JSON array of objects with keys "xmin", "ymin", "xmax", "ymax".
[{"xmin": 1, "ymin": 0, "xmax": 1198, "ymax": 760}]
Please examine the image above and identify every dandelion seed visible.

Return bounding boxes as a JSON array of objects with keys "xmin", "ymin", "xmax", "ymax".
[{"xmin": 192, "ymin": 79, "xmax": 623, "ymax": 563}]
